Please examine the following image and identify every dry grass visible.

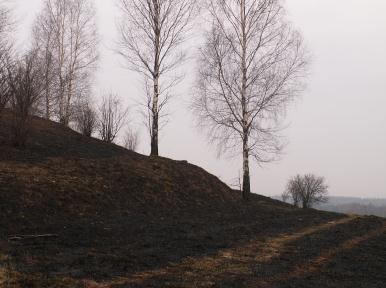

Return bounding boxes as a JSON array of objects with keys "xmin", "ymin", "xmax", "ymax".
[{"xmin": 0, "ymin": 111, "xmax": 385, "ymax": 287}]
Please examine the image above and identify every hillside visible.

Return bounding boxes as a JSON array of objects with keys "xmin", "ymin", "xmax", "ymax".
[{"xmin": 0, "ymin": 112, "xmax": 386, "ymax": 288}]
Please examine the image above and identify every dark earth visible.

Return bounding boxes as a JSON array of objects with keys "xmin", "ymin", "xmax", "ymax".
[{"xmin": 0, "ymin": 111, "xmax": 385, "ymax": 287}]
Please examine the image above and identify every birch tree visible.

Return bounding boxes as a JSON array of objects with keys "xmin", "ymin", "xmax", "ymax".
[
  {"xmin": 192, "ymin": 0, "xmax": 308, "ymax": 200},
  {"xmin": 117, "ymin": 0, "xmax": 197, "ymax": 156},
  {"xmin": 33, "ymin": 0, "xmax": 98, "ymax": 125}
]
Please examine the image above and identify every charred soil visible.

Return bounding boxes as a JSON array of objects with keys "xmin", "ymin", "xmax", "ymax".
[{"xmin": 0, "ymin": 112, "xmax": 385, "ymax": 287}]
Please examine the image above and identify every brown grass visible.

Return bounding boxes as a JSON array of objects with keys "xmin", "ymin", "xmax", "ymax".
[{"xmin": 1, "ymin": 111, "xmax": 385, "ymax": 287}]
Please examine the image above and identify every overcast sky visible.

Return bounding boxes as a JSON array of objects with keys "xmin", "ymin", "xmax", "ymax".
[{"xmin": 11, "ymin": 0, "xmax": 386, "ymax": 198}]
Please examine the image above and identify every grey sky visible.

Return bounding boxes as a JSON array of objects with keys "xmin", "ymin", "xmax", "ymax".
[{"xmin": 11, "ymin": 0, "xmax": 386, "ymax": 198}]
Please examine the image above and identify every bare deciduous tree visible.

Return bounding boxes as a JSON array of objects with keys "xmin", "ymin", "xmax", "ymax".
[
  {"xmin": 32, "ymin": 10, "xmax": 56, "ymax": 120},
  {"xmin": 117, "ymin": 0, "xmax": 197, "ymax": 156},
  {"xmin": 282, "ymin": 174, "xmax": 328, "ymax": 209},
  {"xmin": 98, "ymin": 93, "xmax": 128, "ymax": 144},
  {"xmin": 74, "ymin": 97, "xmax": 97, "ymax": 137},
  {"xmin": 8, "ymin": 50, "xmax": 44, "ymax": 147},
  {"xmin": 123, "ymin": 128, "xmax": 139, "ymax": 151},
  {"xmin": 33, "ymin": 0, "xmax": 98, "ymax": 126},
  {"xmin": 0, "ymin": 47, "xmax": 11, "ymax": 119},
  {"xmin": 0, "ymin": 2, "xmax": 13, "ymax": 119},
  {"xmin": 192, "ymin": 0, "xmax": 308, "ymax": 200}
]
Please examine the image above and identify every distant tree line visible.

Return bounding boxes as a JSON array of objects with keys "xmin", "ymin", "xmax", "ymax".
[
  {"xmin": 0, "ymin": 0, "xmax": 310, "ymax": 201},
  {"xmin": 315, "ymin": 198, "xmax": 386, "ymax": 218}
]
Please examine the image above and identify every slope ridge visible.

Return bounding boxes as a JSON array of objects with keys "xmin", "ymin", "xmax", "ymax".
[{"xmin": 0, "ymin": 111, "xmax": 243, "ymax": 234}]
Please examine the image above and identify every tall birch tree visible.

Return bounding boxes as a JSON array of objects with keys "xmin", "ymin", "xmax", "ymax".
[
  {"xmin": 193, "ymin": 0, "xmax": 308, "ymax": 200},
  {"xmin": 117, "ymin": 0, "xmax": 197, "ymax": 156}
]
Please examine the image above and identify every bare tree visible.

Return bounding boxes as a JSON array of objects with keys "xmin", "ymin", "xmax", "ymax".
[
  {"xmin": 33, "ymin": 0, "xmax": 98, "ymax": 126},
  {"xmin": 32, "ymin": 10, "xmax": 56, "ymax": 120},
  {"xmin": 192, "ymin": 0, "xmax": 308, "ymax": 200},
  {"xmin": 281, "ymin": 174, "xmax": 302, "ymax": 207},
  {"xmin": 117, "ymin": 0, "xmax": 197, "ymax": 156},
  {"xmin": 123, "ymin": 128, "xmax": 139, "ymax": 151},
  {"xmin": 8, "ymin": 50, "xmax": 44, "ymax": 147},
  {"xmin": 282, "ymin": 174, "xmax": 328, "ymax": 209},
  {"xmin": 74, "ymin": 97, "xmax": 97, "ymax": 137},
  {"xmin": 0, "ymin": 47, "xmax": 11, "ymax": 119},
  {"xmin": 98, "ymin": 93, "xmax": 128, "ymax": 143},
  {"xmin": 0, "ymin": 2, "xmax": 13, "ymax": 119}
]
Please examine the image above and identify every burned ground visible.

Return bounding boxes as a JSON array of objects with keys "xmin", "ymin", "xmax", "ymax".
[{"xmin": 0, "ymin": 112, "xmax": 385, "ymax": 287}]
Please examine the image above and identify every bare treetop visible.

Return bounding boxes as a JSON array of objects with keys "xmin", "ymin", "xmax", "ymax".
[
  {"xmin": 118, "ymin": 0, "xmax": 196, "ymax": 78},
  {"xmin": 0, "ymin": 6, "xmax": 9, "ymax": 38}
]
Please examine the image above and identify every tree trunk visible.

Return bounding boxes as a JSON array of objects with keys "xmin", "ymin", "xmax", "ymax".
[
  {"xmin": 61, "ymin": 76, "xmax": 73, "ymax": 127},
  {"xmin": 12, "ymin": 112, "xmax": 28, "ymax": 148},
  {"xmin": 45, "ymin": 90, "xmax": 50, "ymax": 120},
  {"xmin": 44, "ymin": 78, "xmax": 51, "ymax": 120},
  {"xmin": 59, "ymin": 75, "xmax": 67, "ymax": 125},
  {"xmin": 151, "ymin": 0, "xmax": 160, "ymax": 157},
  {"xmin": 44, "ymin": 49, "xmax": 51, "ymax": 120},
  {"xmin": 150, "ymin": 74, "xmax": 159, "ymax": 156},
  {"xmin": 59, "ymin": 94, "xmax": 65, "ymax": 125},
  {"xmin": 242, "ymin": 135, "xmax": 250, "ymax": 200}
]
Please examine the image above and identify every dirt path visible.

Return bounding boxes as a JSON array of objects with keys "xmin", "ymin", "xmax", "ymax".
[{"xmin": 66, "ymin": 215, "xmax": 386, "ymax": 288}]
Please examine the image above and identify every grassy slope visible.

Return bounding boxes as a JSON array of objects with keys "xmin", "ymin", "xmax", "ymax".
[{"xmin": 0, "ymin": 112, "xmax": 385, "ymax": 288}]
